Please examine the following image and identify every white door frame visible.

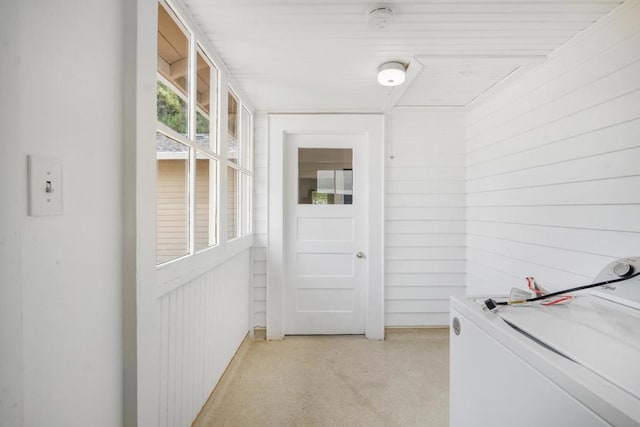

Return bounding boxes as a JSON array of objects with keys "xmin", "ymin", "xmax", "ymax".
[{"xmin": 267, "ymin": 114, "xmax": 385, "ymax": 340}]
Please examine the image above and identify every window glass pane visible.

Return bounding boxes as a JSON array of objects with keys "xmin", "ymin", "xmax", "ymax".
[
  {"xmin": 196, "ymin": 49, "xmax": 218, "ymax": 151},
  {"xmin": 298, "ymin": 148, "xmax": 353, "ymax": 205},
  {"xmin": 195, "ymin": 153, "xmax": 217, "ymax": 251},
  {"xmin": 227, "ymin": 166, "xmax": 239, "ymax": 240},
  {"xmin": 240, "ymin": 172, "xmax": 251, "ymax": 236},
  {"xmin": 227, "ymin": 91, "xmax": 239, "ymax": 164},
  {"xmin": 157, "ymin": 81, "xmax": 187, "ymax": 134},
  {"xmin": 157, "ymin": 3, "xmax": 189, "ymax": 136},
  {"xmin": 240, "ymin": 107, "xmax": 252, "ymax": 170},
  {"xmin": 156, "ymin": 132, "xmax": 190, "ymax": 264}
]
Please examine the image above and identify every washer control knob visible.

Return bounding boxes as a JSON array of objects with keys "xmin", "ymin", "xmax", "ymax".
[{"xmin": 613, "ymin": 261, "xmax": 634, "ymax": 278}]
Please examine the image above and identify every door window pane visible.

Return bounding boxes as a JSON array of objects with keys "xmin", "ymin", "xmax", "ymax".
[
  {"xmin": 156, "ymin": 132, "xmax": 190, "ymax": 264},
  {"xmin": 298, "ymin": 148, "xmax": 353, "ymax": 205},
  {"xmin": 157, "ymin": 3, "xmax": 189, "ymax": 136},
  {"xmin": 195, "ymin": 153, "xmax": 217, "ymax": 251}
]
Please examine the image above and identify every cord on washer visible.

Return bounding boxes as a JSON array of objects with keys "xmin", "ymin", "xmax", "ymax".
[{"xmin": 483, "ymin": 271, "xmax": 640, "ymax": 312}]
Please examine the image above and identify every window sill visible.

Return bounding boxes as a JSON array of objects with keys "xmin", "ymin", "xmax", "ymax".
[{"xmin": 156, "ymin": 233, "xmax": 253, "ymax": 296}]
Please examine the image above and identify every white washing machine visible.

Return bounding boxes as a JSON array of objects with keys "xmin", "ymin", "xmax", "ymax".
[{"xmin": 450, "ymin": 257, "xmax": 640, "ymax": 427}]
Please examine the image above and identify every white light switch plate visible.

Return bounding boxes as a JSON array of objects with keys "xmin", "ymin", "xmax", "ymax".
[{"xmin": 28, "ymin": 155, "xmax": 63, "ymax": 216}]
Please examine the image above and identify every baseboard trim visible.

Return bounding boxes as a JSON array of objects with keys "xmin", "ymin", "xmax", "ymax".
[{"xmin": 385, "ymin": 326, "xmax": 450, "ymax": 330}]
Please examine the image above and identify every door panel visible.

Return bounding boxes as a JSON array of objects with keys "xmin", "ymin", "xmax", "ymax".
[
  {"xmin": 284, "ymin": 133, "xmax": 368, "ymax": 334},
  {"xmin": 297, "ymin": 217, "xmax": 354, "ymax": 241}
]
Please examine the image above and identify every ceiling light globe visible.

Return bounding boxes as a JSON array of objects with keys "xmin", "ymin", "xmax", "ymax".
[{"xmin": 377, "ymin": 62, "xmax": 405, "ymax": 86}]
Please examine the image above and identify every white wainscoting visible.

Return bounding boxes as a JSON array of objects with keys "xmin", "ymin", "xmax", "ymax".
[
  {"xmin": 385, "ymin": 110, "xmax": 467, "ymax": 326},
  {"xmin": 158, "ymin": 249, "xmax": 250, "ymax": 427},
  {"xmin": 465, "ymin": 1, "xmax": 640, "ymax": 296}
]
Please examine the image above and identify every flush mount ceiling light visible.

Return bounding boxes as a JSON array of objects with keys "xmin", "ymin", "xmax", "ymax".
[
  {"xmin": 377, "ymin": 62, "xmax": 406, "ymax": 86},
  {"xmin": 367, "ymin": 5, "xmax": 394, "ymax": 30}
]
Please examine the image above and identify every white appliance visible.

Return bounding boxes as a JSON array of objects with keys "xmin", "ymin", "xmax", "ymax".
[{"xmin": 450, "ymin": 257, "xmax": 640, "ymax": 427}]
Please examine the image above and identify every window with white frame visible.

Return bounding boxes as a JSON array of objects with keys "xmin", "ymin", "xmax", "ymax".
[
  {"xmin": 155, "ymin": 1, "xmax": 253, "ymax": 265},
  {"xmin": 227, "ymin": 90, "xmax": 253, "ymax": 240}
]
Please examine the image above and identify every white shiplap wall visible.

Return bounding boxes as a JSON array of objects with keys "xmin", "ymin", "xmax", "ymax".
[
  {"xmin": 253, "ymin": 114, "xmax": 268, "ymax": 327},
  {"xmin": 158, "ymin": 249, "xmax": 250, "ymax": 426},
  {"xmin": 465, "ymin": 1, "xmax": 640, "ymax": 296},
  {"xmin": 252, "ymin": 111, "xmax": 467, "ymax": 328},
  {"xmin": 385, "ymin": 111, "xmax": 467, "ymax": 326}
]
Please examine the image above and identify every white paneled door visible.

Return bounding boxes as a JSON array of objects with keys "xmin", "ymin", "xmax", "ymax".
[
  {"xmin": 268, "ymin": 114, "xmax": 384, "ymax": 340},
  {"xmin": 284, "ymin": 134, "xmax": 368, "ymax": 334}
]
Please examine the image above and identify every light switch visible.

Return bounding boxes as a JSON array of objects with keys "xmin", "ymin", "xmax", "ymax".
[{"xmin": 28, "ymin": 155, "xmax": 63, "ymax": 216}]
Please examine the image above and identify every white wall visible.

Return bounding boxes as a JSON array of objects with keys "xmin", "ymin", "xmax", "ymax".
[
  {"xmin": 131, "ymin": 0, "xmax": 257, "ymax": 424},
  {"xmin": 0, "ymin": 0, "xmax": 125, "ymax": 425},
  {"xmin": 0, "ymin": 4, "xmax": 254, "ymax": 425},
  {"xmin": 250, "ymin": 0, "xmax": 639, "ymax": 330},
  {"xmin": 158, "ymin": 250, "xmax": 250, "ymax": 427},
  {"xmin": 252, "ymin": 114, "xmax": 269, "ymax": 327},
  {"xmin": 0, "ymin": 0, "xmax": 24, "ymax": 425},
  {"xmin": 252, "ymin": 110, "xmax": 466, "ymax": 328},
  {"xmin": 385, "ymin": 111, "xmax": 467, "ymax": 326},
  {"xmin": 465, "ymin": 1, "xmax": 640, "ymax": 296}
]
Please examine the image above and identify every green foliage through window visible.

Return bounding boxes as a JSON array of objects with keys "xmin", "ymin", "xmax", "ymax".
[
  {"xmin": 157, "ymin": 81, "xmax": 187, "ymax": 134},
  {"xmin": 196, "ymin": 111, "xmax": 209, "ymax": 135}
]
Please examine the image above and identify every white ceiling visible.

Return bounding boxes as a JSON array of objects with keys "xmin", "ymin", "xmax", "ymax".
[{"xmin": 184, "ymin": 0, "xmax": 623, "ymax": 112}]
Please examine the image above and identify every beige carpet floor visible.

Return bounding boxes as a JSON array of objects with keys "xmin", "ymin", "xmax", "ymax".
[{"xmin": 194, "ymin": 328, "xmax": 449, "ymax": 427}]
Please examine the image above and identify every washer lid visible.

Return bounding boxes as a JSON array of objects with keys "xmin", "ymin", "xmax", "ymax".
[{"xmin": 497, "ymin": 295, "xmax": 640, "ymax": 400}]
